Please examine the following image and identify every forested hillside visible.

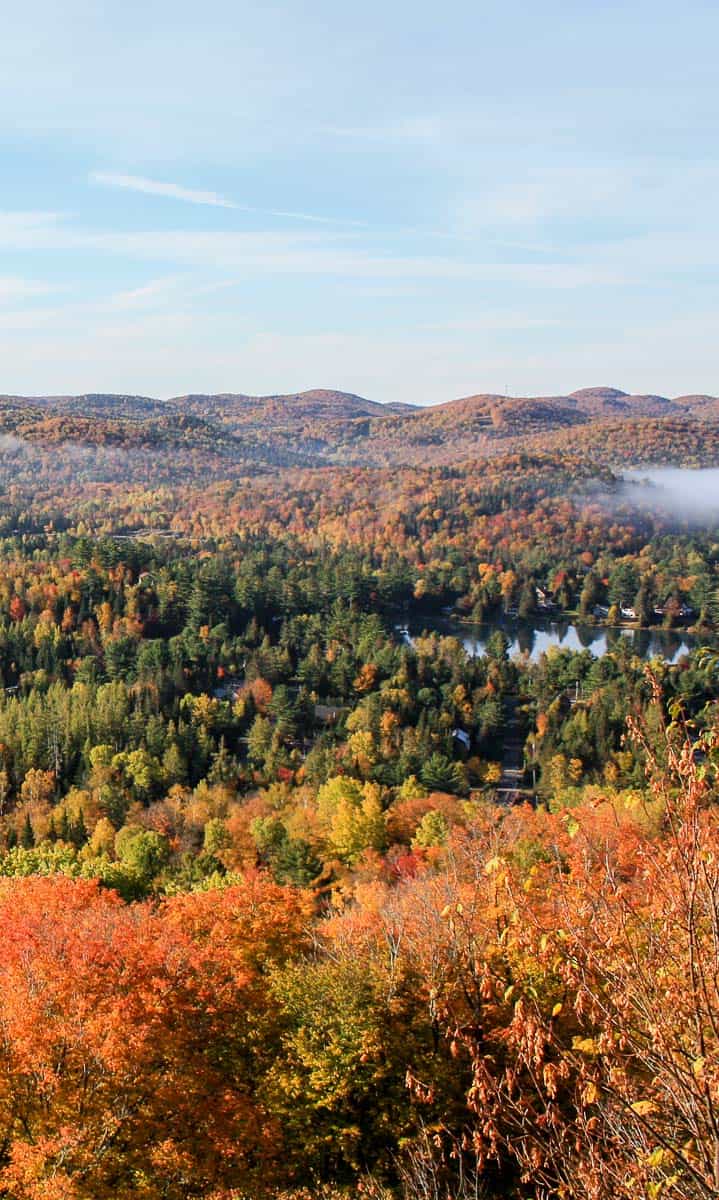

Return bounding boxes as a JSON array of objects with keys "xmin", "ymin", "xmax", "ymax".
[
  {"xmin": 0, "ymin": 383, "xmax": 716, "ymax": 1198},
  {"xmin": 3, "ymin": 384, "xmax": 719, "ymax": 467}
]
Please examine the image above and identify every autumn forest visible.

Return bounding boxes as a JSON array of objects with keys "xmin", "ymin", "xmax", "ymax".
[{"xmin": 0, "ymin": 386, "xmax": 717, "ymax": 1200}]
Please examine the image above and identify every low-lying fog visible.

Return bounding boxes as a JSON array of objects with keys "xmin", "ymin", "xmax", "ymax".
[{"xmin": 619, "ymin": 467, "xmax": 719, "ymax": 521}]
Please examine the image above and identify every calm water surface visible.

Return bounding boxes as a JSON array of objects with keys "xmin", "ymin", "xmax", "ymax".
[
  {"xmin": 401, "ymin": 615, "xmax": 704, "ymax": 664},
  {"xmin": 399, "ymin": 466, "xmax": 719, "ymax": 663}
]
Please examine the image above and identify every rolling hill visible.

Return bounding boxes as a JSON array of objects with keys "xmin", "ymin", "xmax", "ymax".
[{"xmin": 0, "ymin": 385, "xmax": 717, "ymax": 469}]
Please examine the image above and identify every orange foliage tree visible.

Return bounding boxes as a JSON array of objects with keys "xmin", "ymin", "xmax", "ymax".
[
  {"xmin": 396, "ymin": 723, "xmax": 719, "ymax": 1199},
  {"xmin": 0, "ymin": 873, "xmax": 310, "ymax": 1200}
]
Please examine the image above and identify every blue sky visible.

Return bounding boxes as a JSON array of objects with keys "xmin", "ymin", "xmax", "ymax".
[{"xmin": 1, "ymin": 0, "xmax": 718, "ymax": 403}]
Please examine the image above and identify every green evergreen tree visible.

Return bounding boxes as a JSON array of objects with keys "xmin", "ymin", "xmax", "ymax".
[
  {"xmin": 21, "ymin": 813, "xmax": 34, "ymax": 849},
  {"xmin": 420, "ymin": 752, "xmax": 465, "ymax": 795},
  {"xmin": 71, "ymin": 808, "xmax": 88, "ymax": 849}
]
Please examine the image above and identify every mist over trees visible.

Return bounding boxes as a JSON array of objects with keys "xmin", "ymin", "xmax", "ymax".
[{"xmin": 0, "ymin": 390, "xmax": 715, "ymax": 1197}]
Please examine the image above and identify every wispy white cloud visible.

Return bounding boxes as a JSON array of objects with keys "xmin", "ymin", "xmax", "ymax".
[
  {"xmin": 455, "ymin": 162, "xmax": 719, "ymax": 235},
  {"xmin": 0, "ymin": 276, "xmax": 58, "ymax": 302},
  {"xmin": 322, "ymin": 116, "xmax": 445, "ymax": 143},
  {"xmin": 260, "ymin": 208, "xmax": 367, "ymax": 227},
  {"xmin": 423, "ymin": 314, "xmax": 561, "ymax": 332},
  {"xmin": 0, "ymin": 212, "xmax": 628, "ymax": 287},
  {"xmin": 91, "ymin": 171, "xmax": 366, "ymax": 226},
  {"xmin": 1, "ymin": 297, "xmax": 718, "ymax": 406},
  {"xmin": 104, "ymin": 276, "xmax": 186, "ymax": 310},
  {"xmin": 0, "ymin": 307, "xmax": 65, "ymax": 332},
  {"xmin": 0, "ymin": 211, "xmax": 62, "ymax": 245},
  {"xmin": 91, "ymin": 172, "xmax": 237, "ymax": 209},
  {"xmin": 471, "ymin": 166, "xmax": 624, "ymax": 226}
]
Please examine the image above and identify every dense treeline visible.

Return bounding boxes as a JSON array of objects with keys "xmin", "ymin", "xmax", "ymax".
[
  {"xmin": 1, "ymin": 455, "xmax": 718, "ymax": 622},
  {"xmin": 5, "ymin": 389, "xmax": 719, "ymax": 470},
  {"xmin": 0, "ymin": 398, "xmax": 718, "ymax": 1197},
  {"xmin": 0, "ymin": 527, "xmax": 715, "ymax": 897},
  {"xmin": 0, "ymin": 719, "xmax": 717, "ymax": 1200}
]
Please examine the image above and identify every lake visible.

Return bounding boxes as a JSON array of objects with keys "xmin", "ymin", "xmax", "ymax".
[
  {"xmin": 395, "ymin": 464, "xmax": 719, "ymax": 664},
  {"xmin": 399, "ymin": 615, "xmax": 704, "ymax": 664}
]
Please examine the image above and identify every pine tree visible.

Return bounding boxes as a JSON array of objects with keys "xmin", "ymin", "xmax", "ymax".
[
  {"xmin": 60, "ymin": 808, "xmax": 72, "ymax": 843},
  {"xmin": 72, "ymin": 808, "xmax": 88, "ymax": 848},
  {"xmin": 578, "ymin": 570, "xmax": 602, "ymax": 617},
  {"xmin": 21, "ymin": 813, "xmax": 34, "ymax": 849}
]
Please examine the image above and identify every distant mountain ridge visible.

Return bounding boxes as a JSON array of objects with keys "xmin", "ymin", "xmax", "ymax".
[
  {"xmin": 171, "ymin": 388, "xmax": 414, "ymax": 428},
  {"xmin": 2, "ymin": 385, "xmax": 717, "ymax": 420},
  {"xmin": 0, "ymin": 386, "xmax": 717, "ymax": 469}
]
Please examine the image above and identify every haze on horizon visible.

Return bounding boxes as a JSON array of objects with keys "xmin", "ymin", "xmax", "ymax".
[{"xmin": 1, "ymin": 0, "xmax": 718, "ymax": 405}]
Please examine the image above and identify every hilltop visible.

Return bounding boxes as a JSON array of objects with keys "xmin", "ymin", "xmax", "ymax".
[
  {"xmin": 172, "ymin": 388, "xmax": 414, "ymax": 424},
  {"xmin": 0, "ymin": 385, "xmax": 717, "ymax": 469}
]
